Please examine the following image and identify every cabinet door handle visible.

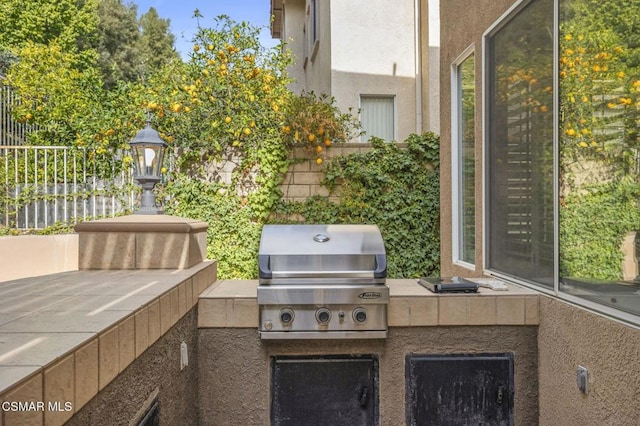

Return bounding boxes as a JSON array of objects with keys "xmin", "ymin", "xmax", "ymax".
[
  {"xmin": 359, "ymin": 386, "xmax": 369, "ymax": 407},
  {"xmin": 496, "ymin": 385, "xmax": 505, "ymax": 404}
]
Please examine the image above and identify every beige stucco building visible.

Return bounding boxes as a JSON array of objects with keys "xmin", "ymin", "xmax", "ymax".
[{"xmin": 270, "ymin": 0, "xmax": 441, "ymax": 142}]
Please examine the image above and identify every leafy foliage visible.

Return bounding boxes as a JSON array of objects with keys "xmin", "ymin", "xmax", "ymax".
[
  {"xmin": 560, "ymin": 0, "xmax": 640, "ymax": 175},
  {"xmin": 273, "ymin": 133, "xmax": 441, "ymax": 278},
  {"xmin": 137, "ymin": 15, "xmax": 294, "ymax": 222},
  {"xmin": 281, "ymin": 91, "xmax": 362, "ymax": 164},
  {"xmin": 0, "ymin": 0, "xmax": 99, "ymax": 62},
  {"xmin": 138, "ymin": 7, "xmax": 179, "ymax": 75},
  {"xmin": 6, "ymin": 42, "xmax": 106, "ymax": 145},
  {"xmin": 557, "ymin": 0, "xmax": 640, "ymax": 281},
  {"xmin": 2, "ymin": 9, "xmax": 439, "ymax": 282},
  {"xmin": 560, "ymin": 178, "xmax": 640, "ymax": 280},
  {"xmin": 95, "ymin": 0, "xmax": 145, "ymax": 88},
  {"xmin": 96, "ymin": 1, "xmax": 179, "ymax": 88},
  {"xmin": 164, "ymin": 176, "xmax": 261, "ymax": 279}
]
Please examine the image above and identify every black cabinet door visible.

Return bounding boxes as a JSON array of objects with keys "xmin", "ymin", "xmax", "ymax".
[
  {"xmin": 406, "ymin": 353, "xmax": 514, "ymax": 426},
  {"xmin": 271, "ymin": 355, "xmax": 378, "ymax": 426}
]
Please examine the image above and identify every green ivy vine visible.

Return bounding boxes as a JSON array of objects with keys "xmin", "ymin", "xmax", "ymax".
[
  {"xmin": 272, "ymin": 132, "xmax": 441, "ymax": 278},
  {"xmin": 560, "ymin": 177, "xmax": 640, "ymax": 280}
]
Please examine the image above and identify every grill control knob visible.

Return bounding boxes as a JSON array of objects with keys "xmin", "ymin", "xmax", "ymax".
[
  {"xmin": 316, "ymin": 308, "xmax": 331, "ymax": 324},
  {"xmin": 280, "ymin": 308, "xmax": 295, "ymax": 324},
  {"xmin": 353, "ymin": 307, "xmax": 367, "ymax": 323}
]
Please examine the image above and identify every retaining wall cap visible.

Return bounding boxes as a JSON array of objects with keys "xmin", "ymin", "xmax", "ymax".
[{"xmin": 74, "ymin": 215, "xmax": 208, "ymax": 233}]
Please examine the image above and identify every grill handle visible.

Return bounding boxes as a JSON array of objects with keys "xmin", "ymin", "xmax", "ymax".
[
  {"xmin": 374, "ymin": 254, "xmax": 387, "ymax": 278},
  {"xmin": 258, "ymin": 255, "xmax": 272, "ymax": 279},
  {"xmin": 259, "ymin": 254, "xmax": 387, "ymax": 279}
]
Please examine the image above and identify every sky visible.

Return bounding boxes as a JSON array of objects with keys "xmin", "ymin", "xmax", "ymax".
[{"xmin": 132, "ymin": 0, "xmax": 279, "ymax": 58}]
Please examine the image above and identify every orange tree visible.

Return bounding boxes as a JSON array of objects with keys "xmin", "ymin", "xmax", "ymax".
[
  {"xmin": 132, "ymin": 16, "xmax": 359, "ymax": 278},
  {"xmin": 4, "ymin": 41, "xmax": 141, "ymax": 193},
  {"xmin": 5, "ymin": 15, "xmax": 360, "ymax": 277},
  {"xmin": 151, "ymin": 18, "xmax": 292, "ymax": 215},
  {"xmin": 559, "ymin": 0, "xmax": 640, "ymax": 178},
  {"xmin": 280, "ymin": 91, "xmax": 361, "ymax": 165},
  {"xmin": 558, "ymin": 0, "xmax": 640, "ymax": 280}
]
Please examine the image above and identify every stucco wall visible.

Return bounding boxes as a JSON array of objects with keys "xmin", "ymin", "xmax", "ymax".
[
  {"xmin": 439, "ymin": 0, "xmax": 513, "ymax": 279},
  {"xmin": 537, "ymin": 297, "xmax": 640, "ymax": 425},
  {"xmin": 330, "ymin": 0, "xmax": 418, "ymax": 142},
  {"xmin": 281, "ymin": 0, "xmax": 423, "ymax": 143},
  {"xmin": 198, "ymin": 326, "xmax": 538, "ymax": 425},
  {"xmin": 66, "ymin": 308, "xmax": 200, "ymax": 426},
  {"xmin": 422, "ymin": 0, "xmax": 440, "ymax": 134},
  {"xmin": 298, "ymin": 0, "xmax": 332, "ymax": 96},
  {"xmin": 0, "ymin": 234, "xmax": 78, "ymax": 282},
  {"xmin": 280, "ymin": 0, "xmax": 306, "ymax": 94}
]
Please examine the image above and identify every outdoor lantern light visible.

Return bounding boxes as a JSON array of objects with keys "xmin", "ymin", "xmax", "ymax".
[{"xmin": 129, "ymin": 120, "xmax": 167, "ymax": 214}]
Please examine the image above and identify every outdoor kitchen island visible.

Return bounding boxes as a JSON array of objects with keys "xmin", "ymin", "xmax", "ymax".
[{"xmin": 197, "ymin": 278, "xmax": 540, "ymax": 425}]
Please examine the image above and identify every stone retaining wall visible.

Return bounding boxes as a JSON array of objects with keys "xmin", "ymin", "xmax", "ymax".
[{"xmin": 280, "ymin": 143, "xmax": 376, "ymax": 203}]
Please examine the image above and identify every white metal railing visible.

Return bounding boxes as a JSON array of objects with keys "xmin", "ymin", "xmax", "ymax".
[
  {"xmin": 1, "ymin": 85, "xmax": 37, "ymax": 146},
  {"xmin": 1, "ymin": 146, "xmax": 135, "ymax": 229}
]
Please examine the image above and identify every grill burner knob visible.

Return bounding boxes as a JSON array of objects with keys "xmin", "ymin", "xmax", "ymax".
[
  {"xmin": 353, "ymin": 307, "xmax": 367, "ymax": 323},
  {"xmin": 315, "ymin": 308, "xmax": 331, "ymax": 324},
  {"xmin": 280, "ymin": 308, "xmax": 295, "ymax": 324}
]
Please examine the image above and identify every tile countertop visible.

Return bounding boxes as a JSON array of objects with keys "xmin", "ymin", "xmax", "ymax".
[
  {"xmin": 198, "ymin": 278, "xmax": 540, "ymax": 329},
  {"xmin": 0, "ymin": 261, "xmax": 216, "ymax": 421}
]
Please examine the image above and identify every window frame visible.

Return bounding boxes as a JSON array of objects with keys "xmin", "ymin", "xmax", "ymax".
[
  {"xmin": 451, "ymin": 45, "xmax": 476, "ymax": 269},
  {"xmin": 306, "ymin": 0, "xmax": 319, "ymax": 62},
  {"xmin": 359, "ymin": 95, "xmax": 397, "ymax": 142},
  {"xmin": 481, "ymin": 0, "xmax": 640, "ymax": 327},
  {"xmin": 483, "ymin": 0, "xmax": 556, "ymax": 288}
]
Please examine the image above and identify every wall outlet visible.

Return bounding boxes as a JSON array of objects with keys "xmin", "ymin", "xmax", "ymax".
[
  {"xmin": 180, "ymin": 341, "xmax": 189, "ymax": 371},
  {"xmin": 577, "ymin": 365, "xmax": 588, "ymax": 394}
]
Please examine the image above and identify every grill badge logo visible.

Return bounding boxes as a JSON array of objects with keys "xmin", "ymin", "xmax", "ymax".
[{"xmin": 358, "ymin": 292, "xmax": 382, "ymax": 299}]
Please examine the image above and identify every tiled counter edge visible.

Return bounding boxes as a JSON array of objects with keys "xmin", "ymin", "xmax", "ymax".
[
  {"xmin": 0, "ymin": 260, "xmax": 217, "ymax": 426},
  {"xmin": 197, "ymin": 279, "xmax": 540, "ymax": 329}
]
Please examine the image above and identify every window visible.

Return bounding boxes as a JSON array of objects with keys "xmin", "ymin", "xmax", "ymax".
[
  {"xmin": 485, "ymin": 0, "xmax": 555, "ymax": 288},
  {"xmin": 452, "ymin": 49, "xmax": 476, "ymax": 266},
  {"xmin": 360, "ymin": 96, "xmax": 396, "ymax": 141},
  {"xmin": 558, "ymin": 0, "xmax": 640, "ymax": 319},
  {"xmin": 305, "ymin": 0, "xmax": 319, "ymax": 61},
  {"xmin": 485, "ymin": 0, "xmax": 640, "ymax": 322}
]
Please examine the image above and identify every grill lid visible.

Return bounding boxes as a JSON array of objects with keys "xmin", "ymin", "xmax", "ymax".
[{"xmin": 258, "ymin": 224, "xmax": 387, "ymax": 281}]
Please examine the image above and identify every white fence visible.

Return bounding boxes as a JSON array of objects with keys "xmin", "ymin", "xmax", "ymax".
[
  {"xmin": 1, "ymin": 146, "xmax": 135, "ymax": 229},
  {"xmin": 1, "ymin": 85, "xmax": 37, "ymax": 146}
]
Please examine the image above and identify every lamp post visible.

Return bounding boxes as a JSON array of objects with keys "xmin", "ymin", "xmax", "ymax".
[{"xmin": 129, "ymin": 120, "xmax": 167, "ymax": 215}]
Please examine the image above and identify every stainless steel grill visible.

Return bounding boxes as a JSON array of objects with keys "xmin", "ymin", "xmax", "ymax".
[{"xmin": 257, "ymin": 224, "xmax": 389, "ymax": 339}]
